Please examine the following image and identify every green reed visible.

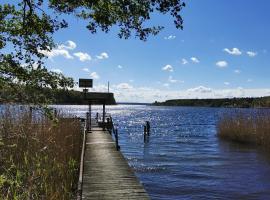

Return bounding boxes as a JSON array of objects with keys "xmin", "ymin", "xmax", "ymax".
[
  {"xmin": 0, "ymin": 106, "xmax": 82, "ymax": 199},
  {"xmin": 217, "ymin": 109, "xmax": 270, "ymax": 149}
]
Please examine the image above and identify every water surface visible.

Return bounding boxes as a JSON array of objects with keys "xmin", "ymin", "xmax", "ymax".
[{"xmin": 55, "ymin": 105, "xmax": 270, "ymax": 200}]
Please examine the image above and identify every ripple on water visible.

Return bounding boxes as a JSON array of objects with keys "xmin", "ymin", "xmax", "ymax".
[{"xmin": 55, "ymin": 105, "xmax": 270, "ymax": 200}]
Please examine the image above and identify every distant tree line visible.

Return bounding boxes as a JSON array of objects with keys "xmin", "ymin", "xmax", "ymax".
[
  {"xmin": 0, "ymin": 87, "xmax": 116, "ymax": 105},
  {"xmin": 153, "ymin": 97, "xmax": 270, "ymax": 108}
]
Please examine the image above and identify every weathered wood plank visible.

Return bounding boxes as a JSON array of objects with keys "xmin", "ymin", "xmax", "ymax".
[{"xmin": 82, "ymin": 126, "xmax": 149, "ymax": 200}]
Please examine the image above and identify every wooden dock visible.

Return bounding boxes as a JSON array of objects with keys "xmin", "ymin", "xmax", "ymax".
[{"xmin": 81, "ymin": 122, "xmax": 149, "ymax": 199}]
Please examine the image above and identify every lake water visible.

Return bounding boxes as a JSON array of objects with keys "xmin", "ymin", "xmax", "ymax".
[{"xmin": 55, "ymin": 105, "xmax": 270, "ymax": 200}]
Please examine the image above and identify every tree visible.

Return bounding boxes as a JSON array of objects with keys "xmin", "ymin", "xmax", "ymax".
[{"xmin": 0, "ymin": 0, "xmax": 185, "ymax": 104}]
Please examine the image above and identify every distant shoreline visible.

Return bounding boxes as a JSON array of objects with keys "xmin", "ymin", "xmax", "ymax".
[{"xmin": 152, "ymin": 96, "xmax": 270, "ymax": 108}]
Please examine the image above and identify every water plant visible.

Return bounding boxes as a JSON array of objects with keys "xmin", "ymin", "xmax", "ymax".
[
  {"xmin": 0, "ymin": 106, "xmax": 82, "ymax": 199},
  {"xmin": 217, "ymin": 109, "xmax": 270, "ymax": 149}
]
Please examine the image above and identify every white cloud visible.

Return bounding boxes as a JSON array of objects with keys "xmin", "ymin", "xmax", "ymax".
[
  {"xmin": 116, "ymin": 83, "xmax": 133, "ymax": 90},
  {"xmin": 216, "ymin": 61, "xmax": 228, "ymax": 68},
  {"xmin": 181, "ymin": 58, "xmax": 188, "ymax": 65},
  {"xmin": 168, "ymin": 76, "xmax": 178, "ymax": 83},
  {"xmin": 58, "ymin": 40, "xmax": 76, "ymax": 50},
  {"xmin": 234, "ymin": 69, "xmax": 241, "ymax": 74},
  {"xmin": 224, "ymin": 82, "xmax": 230, "ymax": 85},
  {"xmin": 164, "ymin": 35, "xmax": 176, "ymax": 40},
  {"xmin": 247, "ymin": 51, "xmax": 257, "ymax": 57},
  {"xmin": 92, "ymin": 83, "xmax": 270, "ymax": 103},
  {"xmin": 247, "ymin": 79, "xmax": 253, "ymax": 82},
  {"xmin": 82, "ymin": 68, "xmax": 89, "ymax": 72},
  {"xmin": 22, "ymin": 62, "xmax": 40, "ymax": 70},
  {"xmin": 90, "ymin": 72, "xmax": 99, "ymax": 79},
  {"xmin": 74, "ymin": 52, "xmax": 91, "ymax": 61},
  {"xmin": 39, "ymin": 48, "xmax": 73, "ymax": 59},
  {"xmin": 223, "ymin": 48, "xmax": 242, "ymax": 55},
  {"xmin": 51, "ymin": 68, "xmax": 62, "ymax": 73},
  {"xmin": 129, "ymin": 80, "xmax": 134, "ymax": 83},
  {"xmin": 96, "ymin": 52, "xmax": 109, "ymax": 59},
  {"xmin": 117, "ymin": 65, "xmax": 123, "ymax": 69},
  {"xmin": 39, "ymin": 40, "xmax": 77, "ymax": 59},
  {"xmin": 190, "ymin": 57, "xmax": 200, "ymax": 63},
  {"xmin": 32, "ymin": 62, "xmax": 39, "ymax": 70},
  {"xmin": 162, "ymin": 64, "xmax": 173, "ymax": 72},
  {"xmin": 187, "ymin": 86, "xmax": 212, "ymax": 93},
  {"xmin": 163, "ymin": 83, "xmax": 170, "ymax": 87},
  {"xmin": 168, "ymin": 76, "xmax": 184, "ymax": 84}
]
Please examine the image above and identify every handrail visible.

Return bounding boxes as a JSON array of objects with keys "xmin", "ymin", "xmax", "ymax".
[
  {"xmin": 108, "ymin": 115, "xmax": 120, "ymax": 151},
  {"xmin": 77, "ymin": 119, "xmax": 87, "ymax": 200},
  {"xmin": 94, "ymin": 112, "xmax": 120, "ymax": 151}
]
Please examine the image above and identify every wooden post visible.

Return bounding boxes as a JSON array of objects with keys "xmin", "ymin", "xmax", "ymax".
[
  {"xmin": 29, "ymin": 106, "xmax": 33, "ymax": 122},
  {"xmin": 146, "ymin": 121, "xmax": 150, "ymax": 135},
  {"xmin": 115, "ymin": 129, "xmax": 120, "ymax": 151},
  {"xmin": 54, "ymin": 109, "xmax": 57, "ymax": 118},
  {"xmin": 96, "ymin": 113, "xmax": 99, "ymax": 123},
  {"xmin": 144, "ymin": 125, "xmax": 147, "ymax": 143},
  {"xmin": 86, "ymin": 112, "xmax": 89, "ymax": 132},
  {"xmin": 89, "ymin": 102, "xmax": 92, "ymax": 132},
  {"xmin": 102, "ymin": 103, "xmax": 105, "ymax": 130},
  {"xmin": 102, "ymin": 103, "xmax": 105, "ymax": 123}
]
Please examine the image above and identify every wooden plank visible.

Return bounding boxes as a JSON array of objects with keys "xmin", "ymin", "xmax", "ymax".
[{"xmin": 82, "ymin": 127, "xmax": 149, "ymax": 200}]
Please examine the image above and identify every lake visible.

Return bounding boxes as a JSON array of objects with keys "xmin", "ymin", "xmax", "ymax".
[{"xmin": 55, "ymin": 105, "xmax": 270, "ymax": 200}]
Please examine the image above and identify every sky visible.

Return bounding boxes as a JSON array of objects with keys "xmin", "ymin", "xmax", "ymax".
[{"xmin": 39, "ymin": 0, "xmax": 270, "ymax": 102}]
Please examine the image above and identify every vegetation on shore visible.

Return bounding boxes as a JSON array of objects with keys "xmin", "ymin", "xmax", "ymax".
[
  {"xmin": 0, "ymin": 87, "xmax": 85, "ymax": 105},
  {"xmin": 153, "ymin": 96, "xmax": 270, "ymax": 108},
  {"xmin": 0, "ymin": 87, "xmax": 116, "ymax": 105},
  {"xmin": 217, "ymin": 110, "xmax": 270, "ymax": 148},
  {"xmin": 0, "ymin": 106, "xmax": 82, "ymax": 199}
]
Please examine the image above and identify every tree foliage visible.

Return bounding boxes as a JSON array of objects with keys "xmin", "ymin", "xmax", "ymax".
[
  {"xmin": 0, "ymin": 0, "xmax": 185, "ymax": 104},
  {"xmin": 153, "ymin": 97, "xmax": 270, "ymax": 108}
]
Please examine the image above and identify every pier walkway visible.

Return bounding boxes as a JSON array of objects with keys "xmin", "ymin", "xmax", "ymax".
[{"xmin": 81, "ymin": 121, "xmax": 149, "ymax": 200}]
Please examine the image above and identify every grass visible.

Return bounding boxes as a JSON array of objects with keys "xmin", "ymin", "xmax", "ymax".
[
  {"xmin": 217, "ymin": 109, "xmax": 270, "ymax": 149},
  {"xmin": 0, "ymin": 106, "xmax": 83, "ymax": 199}
]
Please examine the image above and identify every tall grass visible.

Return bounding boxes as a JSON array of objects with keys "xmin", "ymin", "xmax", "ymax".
[
  {"xmin": 217, "ymin": 109, "xmax": 270, "ymax": 149},
  {"xmin": 0, "ymin": 106, "xmax": 82, "ymax": 199}
]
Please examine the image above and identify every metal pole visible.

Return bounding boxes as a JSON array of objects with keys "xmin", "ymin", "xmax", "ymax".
[{"xmin": 108, "ymin": 81, "xmax": 110, "ymax": 93}]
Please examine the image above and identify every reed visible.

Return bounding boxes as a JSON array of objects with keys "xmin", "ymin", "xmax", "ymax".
[
  {"xmin": 0, "ymin": 106, "xmax": 82, "ymax": 199},
  {"xmin": 217, "ymin": 109, "xmax": 270, "ymax": 149}
]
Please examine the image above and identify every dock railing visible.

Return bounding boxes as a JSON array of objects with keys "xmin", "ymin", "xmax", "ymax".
[
  {"xmin": 96, "ymin": 112, "xmax": 120, "ymax": 151},
  {"xmin": 77, "ymin": 118, "xmax": 87, "ymax": 200}
]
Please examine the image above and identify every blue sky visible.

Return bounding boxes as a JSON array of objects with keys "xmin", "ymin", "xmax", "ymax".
[{"xmin": 39, "ymin": 0, "xmax": 270, "ymax": 102}]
